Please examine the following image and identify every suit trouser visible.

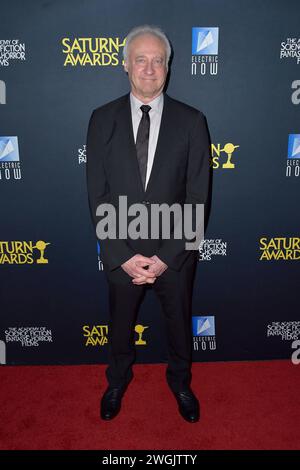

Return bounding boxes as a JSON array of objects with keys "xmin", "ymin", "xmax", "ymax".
[{"xmin": 105, "ymin": 253, "xmax": 197, "ymax": 393}]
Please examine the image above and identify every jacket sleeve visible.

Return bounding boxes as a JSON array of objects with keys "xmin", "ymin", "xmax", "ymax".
[
  {"xmin": 86, "ymin": 110, "xmax": 136, "ymax": 271},
  {"xmin": 155, "ymin": 111, "xmax": 211, "ymax": 271}
]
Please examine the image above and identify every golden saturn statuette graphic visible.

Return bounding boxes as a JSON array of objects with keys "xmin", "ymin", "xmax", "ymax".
[
  {"xmin": 221, "ymin": 142, "xmax": 240, "ymax": 168},
  {"xmin": 135, "ymin": 324, "xmax": 149, "ymax": 345},
  {"xmin": 34, "ymin": 240, "xmax": 50, "ymax": 264}
]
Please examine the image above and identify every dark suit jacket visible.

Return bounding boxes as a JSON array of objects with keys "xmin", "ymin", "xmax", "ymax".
[{"xmin": 86, "ymin": 92, "xmax": 211, "ymax": 284}]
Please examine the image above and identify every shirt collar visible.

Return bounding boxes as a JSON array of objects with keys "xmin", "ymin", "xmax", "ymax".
[{"xmin": 130, "ymin": 92, "xmax": 164, "ymax": 114}]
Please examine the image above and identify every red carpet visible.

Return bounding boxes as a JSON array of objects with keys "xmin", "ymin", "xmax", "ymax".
[{"xmin": 0, "ymin": 360, "xmax": 299, "ymax": 450}]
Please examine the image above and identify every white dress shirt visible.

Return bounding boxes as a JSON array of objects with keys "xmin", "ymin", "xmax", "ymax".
[{"xmin": 130, "ymin": 92, "xmax": 164, "ymax": 190}]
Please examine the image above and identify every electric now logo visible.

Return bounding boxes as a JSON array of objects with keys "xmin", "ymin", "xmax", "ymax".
[
  {"xmin": 286, "ymin": 134, "xmax": 300, "ymax": 177},
  {"xmin": 192, "ymin": 316, "xmax": 215, "ymax": 336},
  {"xmin": 0, "ymin": 136, "xmax": 19, "ymax": 162},
  {"xmin": 192, "ymin": 28, "xmax": 219, "ymax": 55},
  {"xmin": 287, "ymin": 134, "xmax": 300, "ymax": 159},
  {"xmin": 191, "ymin": 27, "xmax": 219, "ymax": 76}
]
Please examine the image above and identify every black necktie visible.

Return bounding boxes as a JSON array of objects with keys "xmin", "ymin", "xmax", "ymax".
[{"xmin": 136, "ymin": 105, "xmax": 151, "ymax": 190}]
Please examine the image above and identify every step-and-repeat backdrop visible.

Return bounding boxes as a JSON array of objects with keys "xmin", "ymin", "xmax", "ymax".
[{"xmin": 1, "ymin": 0, "xmax": 299, "ymax": 366}]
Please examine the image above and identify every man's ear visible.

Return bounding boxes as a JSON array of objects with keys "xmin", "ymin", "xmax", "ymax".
[{"xmin": 123, "ymin": 61, "xmax": 128, "ymax": 73}]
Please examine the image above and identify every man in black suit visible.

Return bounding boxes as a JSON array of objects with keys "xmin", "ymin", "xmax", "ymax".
[{"xmin": 86, "ymin": 25, "xmax": 211, "ymax": 423}]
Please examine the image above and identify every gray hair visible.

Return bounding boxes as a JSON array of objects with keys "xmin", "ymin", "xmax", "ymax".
[{"xmin": 123, "ymin": 25, "xmax": 171, "ymax": 68}]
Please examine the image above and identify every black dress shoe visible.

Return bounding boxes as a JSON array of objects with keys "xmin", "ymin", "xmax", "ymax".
[
  {"xmin": 100, "ymin": 386, "xmax": 126, "ymax": 420},
  {"xmin": 173, "ymin": 389, "xmax": 200, "ymax": 423}
]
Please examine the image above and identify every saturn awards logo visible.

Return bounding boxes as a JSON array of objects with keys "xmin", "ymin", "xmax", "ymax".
[
  {"xmin": 83, "ymin": 323, "xmax": 149, "ymax": 347},
  {"xmin": 83, "ymin": 325, "xmax": 109, "ymax": 346},
  {"xmin": 134, "ymin": 324, "xmax": 149, "ymax": 346},
  {"xmin": 61, "ymin": 36, "xmax": 126, "ymax": 67},
  {"xmin": 259, "ymin": 237, "xmax": 300, "ymax": 261},
  {"xmin": 0, "ymin": 240, "xmax": 50, "ymax": 265},
  {"xmin": 210, "ymin": 142, "xmax": 240, "ymax": 170}
]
